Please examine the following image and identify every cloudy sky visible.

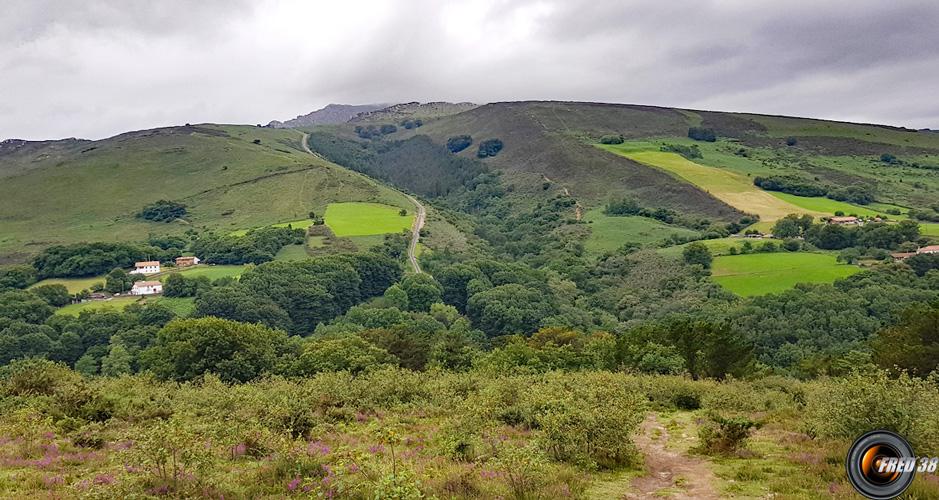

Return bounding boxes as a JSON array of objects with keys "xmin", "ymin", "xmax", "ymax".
[{"xmin": 3, "ymin": 0, "xmax": 938, "ymax": 140}]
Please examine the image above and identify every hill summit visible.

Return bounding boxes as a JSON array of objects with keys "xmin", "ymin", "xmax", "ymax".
[{"xmin": 267, "ymin": 103, "xmax": 387, "ymax": 128}]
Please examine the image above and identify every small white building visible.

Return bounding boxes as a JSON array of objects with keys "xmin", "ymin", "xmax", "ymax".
[
  {"xmin": 131, "ymin": 281, "xmax": 163, "ymax": 295},
  {"xmin": 130, "ymin": 261, "xmax": 161, "ymax": 274}
]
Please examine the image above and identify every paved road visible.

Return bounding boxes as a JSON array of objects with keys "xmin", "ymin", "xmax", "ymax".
[{"xmin": 299, "ymin": 133, "xmax": 425, "ymax": 273}]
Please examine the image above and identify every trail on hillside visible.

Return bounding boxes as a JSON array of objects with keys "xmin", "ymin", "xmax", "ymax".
[
  {"xmin": 299, "ymin": 133, "xmax": 425, "ymax": 274},
  {"xmin": 541, "ymin": 173, "xmax": 583, "ymax": 221},
  {"xmin": 626, "ymin": 413, "xmax": 718, "ymax": 499}
]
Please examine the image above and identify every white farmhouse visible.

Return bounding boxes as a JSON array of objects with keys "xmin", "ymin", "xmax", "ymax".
[
  {"xmin": 131, "ymin": 281, "xmax": 163, "ymax": 295},
  {"xmin": 130, "ymin": 261, "xmax": 161, "ymax": 274}
]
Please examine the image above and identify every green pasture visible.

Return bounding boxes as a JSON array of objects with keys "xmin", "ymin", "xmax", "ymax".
[
  {"xmin": 166, "ymin": 264, "xmax": 247, "ymax": 281},
  {"xmin": 55, "ymin": 296, "xmax": 142, "ymax": 316},
  {"xmin": 274, "ymin": 244, "xmax": 310, "ymax": 261},
  {"xmin": 55, "ymin": 295, "xmax": 195, "ymax": 316},
  {"xmin": 584, "ymin": 209, "xmax": 700, "ymax": 254},
  {"xmin": 324, "ymin": 202, "xmax": 413, "ymax": 237},
  {"xmin": 31, "ymin": 276, "xmax": 105, "ymax": 294},
  {"xmin": 659, "ymin": 237, "xmax": 783, "ymax": 257},
  {"xmin": 711, "ymin": 252, "xmax": 861, "ymax": 296},
  {"xmin": 767, "ymin": 193, "xmax": 904, "ymax": 218}
]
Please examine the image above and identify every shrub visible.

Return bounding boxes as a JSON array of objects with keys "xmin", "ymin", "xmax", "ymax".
[
  {"xmin": 660, "ymin": 143, "xmax": 702, "ymax": 159},
  {"xmin": 687, "ymin": 127, "xmax": 716, "ymax": 142},
  {"xmin": 477, "ymin": 139, "xmax": 504, "ymax": 158},
  {"xmin": 137, "ymin": 200, "xmax": 187, "ymax": 222},
  {"xmin": 30, "ymin": 283, "xmax": 70, "ymax": 307},
  {"xmin": 694, "ymin": 414, "xmax": 760, "ymax": 455},
  {"xmin": 446, "ymin": 135, "xmax": 473, "ymax": 153},
  {"xmin": 520, "ymin": 373, "xmax": 646, "ymax": 469},
  {"xmin": 805, "ymin": 372, "xmax": 939, "ymax": 451},
  {"xmin": 785, "ymin": 137, "xmax": 798, "ymax": 146},
  {"xmin": 598, "ymin": 134, "xmax": 624, "ymax": 145}
]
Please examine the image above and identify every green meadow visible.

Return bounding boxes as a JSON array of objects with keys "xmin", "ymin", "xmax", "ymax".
[
  {"xmin": 711, "ymin": 252, "xmax": 860, "ymax": 296},
  {"xmin": 659, "ymin": 237, "xmax": 783, "ymax": 257},
  {"xmin": 768, "ymin": 192, "xmax": 905, "ymax": 218},
  {"xmin": 273, "ymin": 244, "xmax": 309, "ymax": 261},
  {"xmin": 55, "ymin": 296, "xmax": 195, "ymax": 316},
  {"xmin": 31, "ymin": 276, "xmax": 106, "ymax": 294},
  {"xmin": 584, "ymin": 208, "xmax": 700, "ymax": 254},
  {"xmin": 168, "ymin": 264, "xmax": 248, "ymax": 281},
  {"xmin": 55, "ymin": 296, "xmax": 142, "ymax": 315},
  {"xmin": 324, "ymin": 202, "xmax": 413, "ymax": 237}
]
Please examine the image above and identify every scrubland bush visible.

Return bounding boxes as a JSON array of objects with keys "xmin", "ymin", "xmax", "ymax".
[
  {"xmin": 694, "ymin": 414, "xmax": 761, "ymax": 455},
  {"xmin": 805, "ymin": 371, "xmax": 939, "ymax": 452}
]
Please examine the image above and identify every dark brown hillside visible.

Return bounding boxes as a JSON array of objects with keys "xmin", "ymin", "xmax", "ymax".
[{"xmin": 413, "ymin": 101, "xmax": 745, "ymax": 221}]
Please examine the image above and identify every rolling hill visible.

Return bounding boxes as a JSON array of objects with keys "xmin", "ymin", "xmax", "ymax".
[
  {"xmin": 4, "ymin": 100, "xmax": 937, "ymax": 266},
  {"xmin": 369, "ymin": 101, "xmax": 939, "ymax": 225},
  {"xmin": 0, "ymin": 124, "xmax": 419, "ymax": 262}
]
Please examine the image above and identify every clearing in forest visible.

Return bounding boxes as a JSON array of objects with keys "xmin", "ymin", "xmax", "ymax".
[
  {"xmin": 711, "ymin": 252, "xmax": 860, "ymax": 296},
  {"xmin": 324, "ymin": 202, "xmax": 413, "ymax": 237}
]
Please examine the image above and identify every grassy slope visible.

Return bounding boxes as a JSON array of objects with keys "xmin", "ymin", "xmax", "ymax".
[
  {"xmin": 583, "ymin": 208, "xmax": 699, "ymax": 254},
  {"xmin": 0, "ymin": 125, "xmax": 411, "ymax": 262},
  {"xmin": 711, "ymin": 252, "xmax": 860, "ymax": 296},
  {"xmin": 745, "ymin": 114, "xmax": 939, "ymax": 149}
]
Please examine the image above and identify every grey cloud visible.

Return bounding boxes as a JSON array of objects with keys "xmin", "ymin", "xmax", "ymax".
[{"xmin": 2, "ymin": 0, "xmax": 938, "ymax": 140}]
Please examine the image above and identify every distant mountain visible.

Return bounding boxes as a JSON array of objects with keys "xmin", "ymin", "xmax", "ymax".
[
  {"xmin": 350, "ymin": 101, "xmax": 478, "ymax": 123},
  {"xmin": 268, "ymin": 104, "xmax": 388, "ymax": 128}
]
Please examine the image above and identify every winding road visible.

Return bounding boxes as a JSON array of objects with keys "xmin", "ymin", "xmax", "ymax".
[{"xmin": 299, "ymin": 133, "xmax": 425, "ymax": 274}]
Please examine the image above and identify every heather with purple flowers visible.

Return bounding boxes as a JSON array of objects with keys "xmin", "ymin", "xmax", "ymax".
[
  {"xmin": 287, "ymin": 476, "xmax": 301, "ymax": 492},
  {"xmin": 306, "ymin": 440, "xmax": 331, "ymax": 456}
]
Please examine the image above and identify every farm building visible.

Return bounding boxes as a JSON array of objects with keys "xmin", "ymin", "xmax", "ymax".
[
  {"xmin": 828, "ymin": 216, "xmax": 859, "ymax": 225},
  {"xmin": 918, "ymin": 245, "xmax": 939, "ymax": 254},
  {"xmin": 891, "ymin": 252, "xmax": 916, "ymax": 261},
  {"xmin": 175, "ymin": 256, "xmax": 201, "ymax": 267},
  {"xmin": 131, "ymin": 281, "xmax": 162, "ymax": 295},
  {"xmin": 131, "ymin": 261, "xmax": 161, "ymax": 274}
]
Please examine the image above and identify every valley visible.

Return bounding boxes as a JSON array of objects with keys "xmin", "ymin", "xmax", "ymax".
[{"xmin": 2, "ymin": 100, "xmax": 939, "ymax": 498}]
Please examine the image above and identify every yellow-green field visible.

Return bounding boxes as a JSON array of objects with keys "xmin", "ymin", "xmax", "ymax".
[
  {"xmin": 922, "ymin": 223, "xmax": 939, "ymax": 237},
  {"xmin": 603, "ymin": 148, "xmax": 826, "ymax": 222},
  {"xmin": 711, "ymin": 252, "xmax": 861, "ymax": 296},
  {"xmin": 324, "ymin": 202, "xmax": 413, "ymax": 237}
]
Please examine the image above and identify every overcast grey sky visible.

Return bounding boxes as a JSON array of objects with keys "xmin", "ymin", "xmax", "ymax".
[{"xmin": 3, "ymin": 0, "xmax": 938, "ymax": 140}]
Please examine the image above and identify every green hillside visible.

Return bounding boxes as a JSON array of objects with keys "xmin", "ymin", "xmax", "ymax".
[{"xmin": 0, "ymin": 125, "xmax": 413, "ymax": 262}]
